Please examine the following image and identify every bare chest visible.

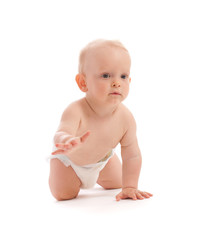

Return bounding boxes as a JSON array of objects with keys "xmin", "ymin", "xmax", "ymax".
[
  {"xmin": 70, "ymin": 115, "xmax": 124, "ymax": 165},
  {"xmin": 80, "ymin": 115, "xmax": 123, "ymax": 146}
]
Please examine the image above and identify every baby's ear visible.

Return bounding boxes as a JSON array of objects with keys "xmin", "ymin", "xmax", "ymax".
[{"xmin": 75, "ymin": 74, "xmax": 88, "ymax": 92}]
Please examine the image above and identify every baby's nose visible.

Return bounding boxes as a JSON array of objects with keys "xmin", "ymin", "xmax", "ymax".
[{"xmin": 111, "ymin": 81, "xmax": 120, "ymax": 87}]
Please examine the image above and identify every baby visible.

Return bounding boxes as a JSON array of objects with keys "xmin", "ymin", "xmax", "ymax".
[{"xmin": 48, "ymin": 39, "xmax": 153, "ymax": 201}]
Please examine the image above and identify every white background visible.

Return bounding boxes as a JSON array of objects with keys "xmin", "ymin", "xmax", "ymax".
[{"xmin": 0, "ymin": 0, "xmax": 198, "ymax": 239}]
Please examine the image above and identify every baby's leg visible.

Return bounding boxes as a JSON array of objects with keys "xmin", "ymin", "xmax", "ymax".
[
  {"xmin": 97, "ymin": 154, "xmax": 122, "ymax": 189},
  {"xmin": 49, "ymin": 158, "xmax": 81, "ymax": 201}
]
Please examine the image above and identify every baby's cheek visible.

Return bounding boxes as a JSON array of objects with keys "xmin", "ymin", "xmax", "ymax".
[
  {"xmin": 96, "ymin": 84, "xmax": 107, "ymax": 94},
  {"xmin": 123, "ymin": 83, "xmax": 130, "ymax": 94}
]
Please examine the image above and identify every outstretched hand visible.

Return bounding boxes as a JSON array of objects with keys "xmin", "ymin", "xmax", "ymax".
[
  {"xmin": 51, "ymin": 131, "xmax": 90, "ymax": 155},
  {"xmin": 116, "ymin": 187, "xmax": 153, "ymax": 201}
]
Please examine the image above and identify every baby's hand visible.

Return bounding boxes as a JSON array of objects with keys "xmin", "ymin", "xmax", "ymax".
[
  {"xmin": 51, "ymin": 131, "xmax": 90, "ymax": 155},
  {"xmin": 116, "ymin": 187, "xmax": 153, "ymax": 201}
]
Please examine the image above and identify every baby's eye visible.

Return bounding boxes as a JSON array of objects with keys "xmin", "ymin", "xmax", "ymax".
[
  {"xmin": 121, "ymin": 74, "xmax": 127, "ymax": 79},
  {"xmin": 101, "ymin": 73, "xmax": 110, "ymax": 79}
]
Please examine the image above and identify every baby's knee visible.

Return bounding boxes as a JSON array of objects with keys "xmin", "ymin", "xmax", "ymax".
[
  {"xmin": 49, "ymin": 179, "xmax": 80, "ymax": 201},
  {"xmin": 51, "ymin": 188, "xmax": 80, "ymax": 201}
]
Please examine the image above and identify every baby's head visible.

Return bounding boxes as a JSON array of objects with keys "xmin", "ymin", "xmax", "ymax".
[
  {"xmin": 78, "ymin": 39, "xmax": 130, "ymax": 74},
  {"xmin": 76, "ymin": 39, "xmax": 131, "ymax": 104}
]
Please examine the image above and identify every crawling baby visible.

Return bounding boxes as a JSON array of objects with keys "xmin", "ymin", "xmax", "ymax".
[{"xmin": 48, "ymin": 39, "xmax": 153, "ymax": 201}]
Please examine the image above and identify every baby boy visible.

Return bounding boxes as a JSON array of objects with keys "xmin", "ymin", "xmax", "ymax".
[{"xmin": 48, "ymin": 39, "xmax": 152, "ymax": 201}]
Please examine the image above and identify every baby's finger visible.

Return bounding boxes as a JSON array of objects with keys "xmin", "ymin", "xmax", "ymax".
[
  {"xmin": 56, "ymin": 143, "xmax": 71, "ymax": 150},
  {"xmin": 70, "ymin": 139, "xmax": 78, "ymax": 146},
  {"xmin": 80, "ymin": 131, "xmax": 91, "ymax": 143},
  {"xmin": 128, "ymin": 193, "xmax": 137, "ymax": 200},
  {"xmin": 140, "ymin": 192, "xmax": 150, "ymax": 198},
  {"xmin": 51, "ymin": 149, "xmax": 66, "ymax": 155},
  {"xmin": 136, "ymin": 192, "xmax": 144, "ymax": 200},
  {"xmin": 140, "ymin": 191, "xmax": 153, "ymax": 197},
  {"xmin": 116, "ymin": 193, "xmax": 122, "ymax": 201},
  {"xmin": 145, "ymin": 192, "xmax": 153, "ymax": 196}
]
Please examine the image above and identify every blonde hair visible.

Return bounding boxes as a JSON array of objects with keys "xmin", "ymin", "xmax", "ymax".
[{"xmin": 78, "ymin": 39, "xmax": 129, "ymax": 74}]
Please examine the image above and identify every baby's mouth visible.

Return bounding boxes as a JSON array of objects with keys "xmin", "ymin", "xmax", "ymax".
[{"xmin": 109, "ymin": 92, "xmax": 121, "ymax": 95}]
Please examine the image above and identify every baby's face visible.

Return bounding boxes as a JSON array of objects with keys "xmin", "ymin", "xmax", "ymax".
[{"xmin": 83, "ymin": 46, "xmax": 131, "ymax": 106}]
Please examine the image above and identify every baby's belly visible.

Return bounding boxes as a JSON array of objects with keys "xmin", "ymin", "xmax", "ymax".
[
  {"xmin": 66, "ymin": 145, "xmax": 115, "ymax": 166},
  {"xmin": 68, "ymin": 125, "xmax": 122, "ymax": 165}
]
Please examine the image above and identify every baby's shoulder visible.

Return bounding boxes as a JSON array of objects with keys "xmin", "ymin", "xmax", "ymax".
[
  {"xmin": 118, "ymin": 104, "xmax": 136, "ymax": 126},
  {"xmin": 66, "ymin": 99, "xmax": 83, "ymax": 110},
  {"xmin": 61, "ymin": 99, "xmax": 83, "ymax": 119}
]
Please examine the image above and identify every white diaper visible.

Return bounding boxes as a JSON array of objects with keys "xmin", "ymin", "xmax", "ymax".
[{"xmin": 48, "ymin": 148, "xmax": 114, "ymax": 189}]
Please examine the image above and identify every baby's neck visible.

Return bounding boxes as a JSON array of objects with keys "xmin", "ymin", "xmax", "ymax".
[{"xmin": 84, "ymin": 97, "xmax": 119, "ymax": 118}]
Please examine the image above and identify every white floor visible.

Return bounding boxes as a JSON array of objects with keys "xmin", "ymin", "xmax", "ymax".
[{"xmin": 1, "ymin": 157, "xmax": 197, "ymax": 240}]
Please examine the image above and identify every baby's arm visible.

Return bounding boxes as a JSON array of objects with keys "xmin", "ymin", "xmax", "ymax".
[
  {"xmin": 52, "ymin": 102, "xmax": 90, "ymax": 155},
  {"xmin": 120, "ymin": 115, "xmax": 142, "ymax": 189},
  {"xmin": 116, "ymin": 112, "xmax": 152, "ymax": 201}
]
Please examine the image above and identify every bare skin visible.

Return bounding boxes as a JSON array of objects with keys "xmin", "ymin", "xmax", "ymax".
[{"xmin": 49, "ymin": 43, "xmax": 153, "ymax": 201}]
